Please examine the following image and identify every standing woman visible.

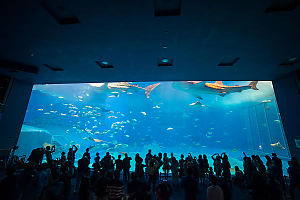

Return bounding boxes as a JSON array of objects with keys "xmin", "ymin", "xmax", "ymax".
[
  {"xmin": 211, "ymin": 153, "xmax": 222, "ymax": 177},
  {"xmin": 221, "ymin": 153, "xmax": 231, "ymax": 181},
  {"xmin": 135, "ymin": 153, "xmax": 145, "ymax": 180}
]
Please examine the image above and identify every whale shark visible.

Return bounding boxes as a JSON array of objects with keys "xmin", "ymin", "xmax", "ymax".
[
  {"xmin": 172, "ymin": 81, "xmax": 259, "ymax": 99},
  {"xmin": 89, "ymin": 82, "xmax": 160, "ymax": 98},
  {"xmin": 90, "ymin": 82, "xmax": 142, "ymax": 93},
  {"xmin": 33, "ymin": 82, "xmax": 160, "ymax": 102}
]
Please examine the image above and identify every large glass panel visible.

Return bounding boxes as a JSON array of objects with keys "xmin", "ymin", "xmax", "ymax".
[{"xmin": 15, "ymin": 81, "xmax": 290, "ymax": 171}]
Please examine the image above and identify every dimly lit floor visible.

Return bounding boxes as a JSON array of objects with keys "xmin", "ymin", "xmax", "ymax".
[
  {"xmin": 67, "ymin": 178, "xmax": 252, "ymax": 200},
  {"xmin": 65, "ymin": 176, "xmax": 298, "ymax": 200},
  {"xmin": 1, "ymin": 169, "xmax": 299, "ymax": 200}
]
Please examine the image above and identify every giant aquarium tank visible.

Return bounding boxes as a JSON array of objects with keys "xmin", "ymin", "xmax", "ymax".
[{"xmin": 15, "ymin": 81, "xmax": 290, "ymax": 173}]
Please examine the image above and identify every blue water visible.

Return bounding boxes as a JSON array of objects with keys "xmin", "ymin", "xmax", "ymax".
[{"xmin": 16, "ymin": 81, "xmax": 290, "ymax": 172}]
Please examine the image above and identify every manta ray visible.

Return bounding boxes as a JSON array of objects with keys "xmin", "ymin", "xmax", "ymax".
[
  {"xmin": 90, "ymin": 82, "xmax": 160, "ymax": 98},
  {"xmin": 189, "ymin": 101, "xmax": 207, "ymax": 108},
  {"xmin": 270, "ymin": 142, "xmax": 285, "ymax": 150},
  {"xmin": 172, "ymin": 81, "xmax": 259, "ymax": 99}
]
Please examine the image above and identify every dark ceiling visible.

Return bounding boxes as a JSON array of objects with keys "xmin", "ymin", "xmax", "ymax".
[{"xmin": 0, "ymin": 0, "xmax": 300, "ymax": 84}]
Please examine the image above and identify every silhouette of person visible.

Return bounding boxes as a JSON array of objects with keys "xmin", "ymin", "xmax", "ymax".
[
  {"xmin": 45, "ymin": 145, "xmax": 55, "ymax": 165},
  {"xmin": 115, "ymin": 155, "xmax": 123, "ymax": 180},
  {"xmin": 287, "ymin": 157, "xmax": 300, "ymax": 200},
  {"xmin": 135, "ymin": 153, "xmax": 145, "ymax": 180},
  {"xmin": 212, "ymin": 153, "xmax": 222, "ymax": 177},
  {"xmin": 67, "ymin": 145, "xmax": 78, "ymax": 176},
  {"xmin": 163, "ymin": 153, "xmax": 170, "ymax": 179},
  {"xmin": 207, "ymin": 175, "xmax": 224, "ymax": 200},
  {"xmin": 123, "ymin": 153, "xmax": 132, "ymax": 182},
  {"xmin": 83, "ymin": 148, "xmax": 91, "ymax": 164},
  {"xmin": 145, "ymin": 149, "xmax": 153, "ymax": 180}
]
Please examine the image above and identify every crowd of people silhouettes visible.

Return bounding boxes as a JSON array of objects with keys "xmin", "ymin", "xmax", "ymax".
[{"xmin": 0, "ymin": 145, "xmax": 299, "ymax": 200}]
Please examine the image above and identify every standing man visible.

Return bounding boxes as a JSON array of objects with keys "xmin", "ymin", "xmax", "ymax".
[
  {"xmin": 115, "ymin": 155, "xmax": 123, "ymax": 180},
  {"xmin": 123, "ymin": 153, "xmax": 132, "ymax": 182},
  {"xmin": 179, "ymin": 154, "xmax": 185, "ymax": 179},
  {"xmin": 83, "ymin": 148, "xmax": 91, "ymax": 164},
  {"xmin": 145, "ymin": 149, "xmax": 153, "ymax": 180},
  {"xmin": 67, "ymin": 145, "xmax": 78, "ymax": 176}
]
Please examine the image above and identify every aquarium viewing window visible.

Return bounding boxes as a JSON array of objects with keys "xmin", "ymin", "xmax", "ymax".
[{"xmin": 16, "ymin": 81, "xmax": 290, "ymax": 171}]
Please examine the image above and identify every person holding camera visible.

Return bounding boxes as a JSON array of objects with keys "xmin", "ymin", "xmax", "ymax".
[{"xmin": 45, "ymin": 145, "xmax": 55, "ymax": 164}]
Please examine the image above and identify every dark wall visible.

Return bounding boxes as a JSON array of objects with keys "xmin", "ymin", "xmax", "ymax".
[
  {"xmin": 273, "ymin": 72, "xmax": 300, "ymax": 161},
  {"xmin": 0, "ymin": 78, "xmax": 33, "ymax": 152}
]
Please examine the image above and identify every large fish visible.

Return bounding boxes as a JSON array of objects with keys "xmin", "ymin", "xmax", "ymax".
[
  {"xmin": 33, "ymin": 83, "xmax": 91, "ymax": 100},
  {"xmin": 189, "ymin": 101, "xmax": 207, "ymax": 108},
  {"xmin": 172, "ymin": 81, "xmax": 258, "ymax": 99},
  {"xmin": 270, "ymin": 142, "xmax": 285, "ymax": 150},
  {"xmin": 90, "ymin": 82, "xmax": 142, "ymax": 93},
  {"xmin": 33, "ymin": 82, "xmax": 160, "ymax": 102},
  {"xmin": 90, "ymin": 82, "xmax": 160, "ymax": 98}
]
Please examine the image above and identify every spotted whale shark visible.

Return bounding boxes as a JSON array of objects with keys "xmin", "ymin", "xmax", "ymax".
[
  {"xmin": 33, "ymin": 82, "xmax": 160, "ymax": 103},
  {"xmin": 90, "ymin": 82, "xmax": 160, "ymax": 98},
  {"xmin": 172, "ymin": 81, "xmax": 259, "ymax": 100}
]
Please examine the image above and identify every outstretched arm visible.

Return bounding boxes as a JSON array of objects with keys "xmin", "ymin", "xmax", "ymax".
[
  {"xmin": 72, "ymin": 145, "xmax": 78, "ymax": 152},
  {"xmin": 51, "ymin": 145, "xmax": 56, "ymax": 153},
  {"xmin": 211, "ymin": 153, "xmax": 216, "ymax": 160}
]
